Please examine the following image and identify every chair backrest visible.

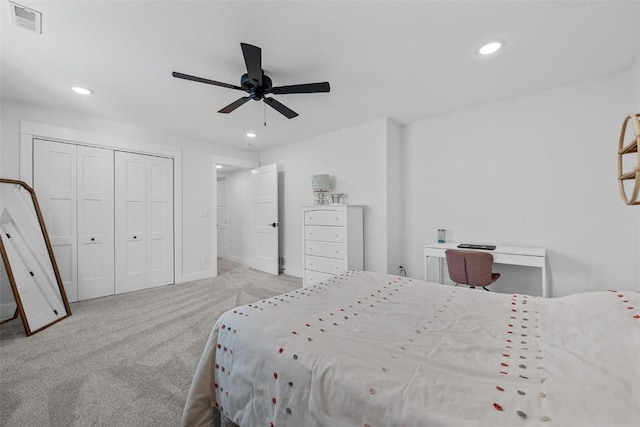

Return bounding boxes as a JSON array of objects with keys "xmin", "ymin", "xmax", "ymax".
[{"xmin": 445, "ymin": 249, "xmax": 495, "ymax": 287}]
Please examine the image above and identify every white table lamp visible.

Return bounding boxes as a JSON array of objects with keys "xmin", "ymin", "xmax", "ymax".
[{"xmin": 312, "ymin": 174, "xmax": 331, "ymax": 205}]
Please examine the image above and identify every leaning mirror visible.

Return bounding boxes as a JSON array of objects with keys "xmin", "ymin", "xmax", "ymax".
[{"xmin": 0, "ymin": 179, "xmax": 71, "ymax": 336}]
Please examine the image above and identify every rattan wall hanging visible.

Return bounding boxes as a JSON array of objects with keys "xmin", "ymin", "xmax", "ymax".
[{"xmin": 618, "ymin": 113, "xmax": 640, "ymax": 205}]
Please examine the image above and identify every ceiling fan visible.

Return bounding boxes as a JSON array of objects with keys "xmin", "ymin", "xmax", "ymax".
[{"xmin": 172, "ymin": 43, "xmax": 330, "ymax": 119}]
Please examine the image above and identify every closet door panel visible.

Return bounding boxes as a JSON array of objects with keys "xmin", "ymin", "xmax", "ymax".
[
  {"xmin": 77, "ymin": 146, "xmax": 114, "ymax": 300},
  {"xmin": 115, "ymin": 152, "xmax": 147, "ymax": 294},
  {"xmin": 115, "ymin": 152, "xmax": 174, "ymax": 292},
  {"xmin": 33, "ymin": 139, "xmax": 78, "ymax": 302},
  {"xmin": 146, "ymin": 157, "xmax": 174, "ymax": 288}
]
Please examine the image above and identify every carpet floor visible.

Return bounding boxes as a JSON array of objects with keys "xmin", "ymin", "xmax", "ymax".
[{"xmin": 0, "ymin": 260, "xmax": 301, "ymax": 427}]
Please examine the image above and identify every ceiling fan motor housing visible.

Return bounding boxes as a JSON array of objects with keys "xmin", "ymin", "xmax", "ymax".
[{"xmin": 241, "ymin": 73, "xmax": 272, "ymax": 100}]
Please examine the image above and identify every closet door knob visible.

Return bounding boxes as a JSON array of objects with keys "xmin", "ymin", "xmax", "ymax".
[
  {"xmin": 90, "ymin": 237, "xmax": 95, "ymax": 242},
  {"xmin": 133, "ymin": 235, "xmax": 137, "ymax": 239}
]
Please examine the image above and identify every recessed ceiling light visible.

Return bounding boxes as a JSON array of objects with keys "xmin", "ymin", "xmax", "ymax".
[
  {"xmin": 246, "ymin": 132, "xmax": 257, "ymax": 138},
  {"xmin": 478, "ymin": 41, "xmax": 503, "ymax": 56},
  {"xmin": 72, "ymin": 86, "xmax": 93, "ymax": 95},
  {"xmin": 216, "ymin": 165, "xmax": 222, "ymax": 169}
]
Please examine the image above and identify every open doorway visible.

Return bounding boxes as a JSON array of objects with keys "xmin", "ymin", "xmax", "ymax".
[{"xmin": 212, "ymin": 156, "xmax": 259, "ymax": 277}]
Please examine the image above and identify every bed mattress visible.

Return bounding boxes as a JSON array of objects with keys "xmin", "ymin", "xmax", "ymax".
[{"xmin": 182, "ymin": 271, "xmax": 640, "ymax": 427}]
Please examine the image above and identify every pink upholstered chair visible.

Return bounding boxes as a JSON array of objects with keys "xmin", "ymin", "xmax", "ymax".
[{"xmin": 445, "ymin": 249, "xmax": 501, "ymax": 291}]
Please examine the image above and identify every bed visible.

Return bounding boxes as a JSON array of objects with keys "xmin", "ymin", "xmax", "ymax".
[{"xmin": 182, "ymin": 270, "xmax": 640, "ymax": 427}]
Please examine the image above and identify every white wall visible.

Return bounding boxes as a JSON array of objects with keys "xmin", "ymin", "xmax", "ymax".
[
  {"xmin": 259, "ymin": 118, "xmax": 392, "ymax": 276},
  {"xmin": 633, "ymin": 53, "xmax": 640, "ymax": 109},
  {"xmin": 226, "ymin": 169, "xmax": 253, "ymax": 266},
  {"xmin": 0, "ymin": 99, "xmax": 257, "ymax": 290},
  {"xmin": 403, "ymin": 71, "xmax": 640, "ymax": 296}
]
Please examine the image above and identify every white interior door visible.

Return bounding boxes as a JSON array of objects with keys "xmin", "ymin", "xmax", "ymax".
[
  {"xmin": 217, "ymin": 176, "xmax": 229, "ymax": 260},
  {"xmin": 77, "ymin": 146, "xmax": 114, "ymax": 300},
  {"xmin": 115, "ymin": 152, "xmax": 147, "ymax": 294},
  {"xmin": 33, "ymin": 139, "xmax": 78, "ymax": 302},
  {"xmin": 146, "ymin": 155, "xmax": 174, "ymax": 288},
  {"xmin": 251, "ymin": 163, "xmax": 279, "ymax": 275}
]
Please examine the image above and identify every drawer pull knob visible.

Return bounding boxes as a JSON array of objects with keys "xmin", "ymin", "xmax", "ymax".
[{"xmin": 91, "ymin": 237, "xmax": 95, "ymax": 242}]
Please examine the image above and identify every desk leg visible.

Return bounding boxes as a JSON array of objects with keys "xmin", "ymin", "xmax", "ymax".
[
  {"xmin": 424, "ymin": 256, "xmax": 428, "ymax": 282},
  {"xmin": 424, "ymin": 256, "xmax": 444, "ymax": 284}
]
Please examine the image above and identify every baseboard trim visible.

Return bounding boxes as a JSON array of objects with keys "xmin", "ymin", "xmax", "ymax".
[
  {"xmin": 226, "ymin": 255, "xmax": 252, "ymax": 267},
  {"xmin": 180, "ymin": 270, "xmax": 215, "ymax": 283},
  {"xmin": 283, "ymin": 267, "xmax": 303, "ymax": 278},
  {"xmin": 1, "ymin": 302, "xmax": 17, "ymax": 319}
]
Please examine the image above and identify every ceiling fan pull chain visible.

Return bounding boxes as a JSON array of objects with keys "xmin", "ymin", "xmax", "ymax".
[{"xmin": 264, "ymin": 102, "xmax": 267, "ymax": 127}]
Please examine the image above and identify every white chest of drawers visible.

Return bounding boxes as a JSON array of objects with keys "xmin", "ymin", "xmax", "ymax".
[{"xmin": 302, "ymin": 205, "xmax": 364, "ymax": 287}]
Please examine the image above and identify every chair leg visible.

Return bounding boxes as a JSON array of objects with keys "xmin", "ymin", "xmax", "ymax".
[{"xmin": 482, "ymin": 287, "xmax": 490, "ymax": 291}]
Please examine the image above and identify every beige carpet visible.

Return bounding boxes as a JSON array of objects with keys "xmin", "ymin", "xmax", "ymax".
[{"xmin": 0, "ymin": 260, "xmax": 301, "ymax": 427}]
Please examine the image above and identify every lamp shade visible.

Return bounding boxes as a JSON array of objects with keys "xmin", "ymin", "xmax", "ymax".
[{"xmin": 312, "ymin": 174, "xmax": 331, "ymax": 191}]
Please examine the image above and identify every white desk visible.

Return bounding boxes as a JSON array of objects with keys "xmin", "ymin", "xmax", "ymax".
[{"xmin": 424, "ymin": 242, "xmax": 548, "ymax": 297}]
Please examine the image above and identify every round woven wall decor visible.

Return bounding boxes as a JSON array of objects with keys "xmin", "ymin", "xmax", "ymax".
[{"xmin": 618, "ymin": 113, "xmax": 640, "ymax": 205}]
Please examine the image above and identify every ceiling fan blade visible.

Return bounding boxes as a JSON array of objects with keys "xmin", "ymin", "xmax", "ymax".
[
  {"xmin": 218, "ymin": 96, "xmax": 252, "ymax": 114},
  {"xmin": 172, "ymin": 72, "xmax": 243, "ymax": 91},
  {"xmin": 263, "ymin": 97, "xmax": 299, "ymax": 119},
  {"xmin": 240, "ymin": 43, "xmax": 262, "ymax": 87},
  {"xmin": 270, "ymin": 82, "xmax": 330, "ymax": 95}
]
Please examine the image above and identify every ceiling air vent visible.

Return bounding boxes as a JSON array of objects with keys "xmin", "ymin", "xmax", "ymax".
[{"xmin": 9, "ymin": 1, "xmax": 42, "ymax": 34}]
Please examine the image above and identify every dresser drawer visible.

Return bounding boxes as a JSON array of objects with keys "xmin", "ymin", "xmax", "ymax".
[
  {"xmin": 304, "ymin": 270, "xmax": 335, "ymax": 287},
  {"xmin": 305, "ymin": 225, "xmax": 344, "ymax": 242},
  {"xmin": 305, "ymin": 210, "xmax": 345, "ymax": 226},
  {"xmin": 305, "ymin": 241, "xmax": 345, "ymax": 259},
  {"xmin": 305, "ymin": 255, "xmax": 346, "ymax": 275}
]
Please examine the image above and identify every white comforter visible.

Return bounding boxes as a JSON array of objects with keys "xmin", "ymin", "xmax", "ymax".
[{"xmin": 182, "ymin": 271, "xmax": 640, "ymax": 427}]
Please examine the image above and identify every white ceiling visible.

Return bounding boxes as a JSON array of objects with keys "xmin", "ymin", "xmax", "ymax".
[{"xmin": 2, "ymin": 1, "xmax": 639, "ymax": 151}]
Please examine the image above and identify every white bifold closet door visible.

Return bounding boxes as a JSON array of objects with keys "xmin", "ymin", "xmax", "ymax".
[
  {"xmin": 33, "ymin": 140, "xmax": 115, "ymax": 302},
  {"xmin": 77, "ymin": 146, "xmax": 115, "ymax": 300},
  {"xmin": 115, "ymin": 152, "xmax": 174, "ymax": 293}
]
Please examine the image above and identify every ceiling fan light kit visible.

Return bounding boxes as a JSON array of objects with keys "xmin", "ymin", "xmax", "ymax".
[{"xmin": 173, "ymin": 43, "xmax": 330, "ymax": 119}]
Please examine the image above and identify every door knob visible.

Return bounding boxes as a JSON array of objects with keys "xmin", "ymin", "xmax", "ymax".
[
  {"xmin": 133, "ymin": 235, "xmax": 137, "ymax": 239},
  {"xmin": 90, "ymin": 237, "xmax": 95, "ymax": 242},
  {"xmin": 270, "ymin": 223, "xmax": 279, "ymax": 228}
]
